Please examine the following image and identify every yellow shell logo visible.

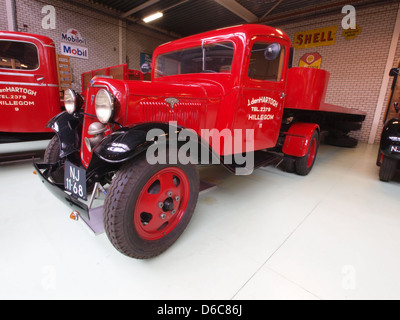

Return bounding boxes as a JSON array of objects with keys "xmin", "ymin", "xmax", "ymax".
[{"xmin": 306, "ymin": 55, "xmax": 315, "ymax": 64}]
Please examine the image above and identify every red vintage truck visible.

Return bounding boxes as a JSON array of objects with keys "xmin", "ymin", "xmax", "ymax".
[
  {"xmin": 0, "ymin": 31, "xmax": 61, "ymax": 139},
  {"xmin": 34, "ymin": 24, "xmax": 366, "ymax": 259}
]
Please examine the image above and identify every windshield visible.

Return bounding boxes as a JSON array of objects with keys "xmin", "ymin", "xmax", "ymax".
[{"xmin": 155, "ymin": 42, "xmax": 234, "ymax": 78}]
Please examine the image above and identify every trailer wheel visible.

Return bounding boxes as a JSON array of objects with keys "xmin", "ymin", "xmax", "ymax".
[
  {"xmin": 44, "ymin": 136, "xmax": 64, "ymax": 183},
  {"xmin": 379, "ymin": 156, "xmax": 397, "ymax": 182},
  {"xmin": 103, "ymin": 152, "xmax": 199, "ymax": 259},
  {"xmin": 295, "ymin": 130, "xmax": 319, "ymax": 176},
  {"xmin": 325, "ymin": 134, "xmax": 358, "ymax": 148}
]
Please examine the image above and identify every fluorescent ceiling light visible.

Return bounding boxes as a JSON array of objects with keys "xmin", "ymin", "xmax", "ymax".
[{"xmin": 143, "ymin": 12, "xmax": 163, "ymax": 23}]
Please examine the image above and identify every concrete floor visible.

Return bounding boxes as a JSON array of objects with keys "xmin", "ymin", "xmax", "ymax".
[{"xmin": 0, "ymin": 140, "xmax": 399, "ymax": 300}]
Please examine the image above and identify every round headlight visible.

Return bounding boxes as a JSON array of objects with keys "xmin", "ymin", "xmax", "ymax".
[
  {"xmin": 64, "ymin": 89, "xmax": 76, "ymax": 114},
  {"xmin": 95, "ymin": 89, "xmax": 114, "ymax": 124}
]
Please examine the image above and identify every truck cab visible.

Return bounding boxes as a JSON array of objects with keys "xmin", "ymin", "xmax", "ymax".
[
  {"xmin": 34, "ymin": 24, "xmax": 365, "ymax": 259},
  {"xmin": 0, "ymin": 31, "xmax": 61, "ymax": 134}
]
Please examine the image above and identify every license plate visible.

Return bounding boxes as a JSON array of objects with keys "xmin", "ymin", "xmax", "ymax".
[{"xmin": 64, "ymin": 161, "xmax": 87, "ymax": 201}]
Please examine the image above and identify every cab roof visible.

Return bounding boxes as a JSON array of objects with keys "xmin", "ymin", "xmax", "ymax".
[
  {"xmin": 0, "ymin": 31, "xmax": 55, "ymax": 47},
  {"xmin": 156, "ymin": 24, "xmax": 291, "ymax": 52}
]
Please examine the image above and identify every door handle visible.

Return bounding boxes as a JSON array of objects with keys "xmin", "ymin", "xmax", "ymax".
[
  {"xmin": 281, "ymin": 92, "xmax": 287, "ymax": 99},
  {"xmin": 35, "ymin": 75, "xmax": 45, "ymax": 82}
]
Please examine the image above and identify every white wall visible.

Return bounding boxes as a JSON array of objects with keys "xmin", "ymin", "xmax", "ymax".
[{"xmin": 275, "ymin": 2, "xmax": 400, "ymax": 143}]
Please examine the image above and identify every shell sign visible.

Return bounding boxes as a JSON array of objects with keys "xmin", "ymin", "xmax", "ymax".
[
  {"xmin": 299, "ymin": 53, "xmax": 322, "ymax": 69},
  {"xmin": 294, "ymin": 26, "xmax": 337, "ymax": 49}
]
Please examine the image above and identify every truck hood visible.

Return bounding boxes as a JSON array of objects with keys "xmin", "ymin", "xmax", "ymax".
[
  {"xmin": 126, "ymin": 77, "xmax": 226, "ymax": 100},
  {"xmin": 88, "ymin": 77, "xmax": 227, "ymax": 133}
]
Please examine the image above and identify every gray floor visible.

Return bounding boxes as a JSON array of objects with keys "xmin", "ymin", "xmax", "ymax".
[{"xmin": 0, "ymin": 140, "xmax": 399, "ymax": 300}]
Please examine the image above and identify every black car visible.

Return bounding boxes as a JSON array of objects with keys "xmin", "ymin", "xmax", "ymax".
[{"xmin": 378, "ymin": 65, "xmax": 400, "ymax": 182}]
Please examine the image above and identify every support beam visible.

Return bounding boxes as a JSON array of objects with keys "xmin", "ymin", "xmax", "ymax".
[
  {"xmin": 5, "ymin": 0, "xmax": 17, "ymax": 31},
  {"xmin": 118, "ymin": 20, "xmax": 127, "ymax": 65},
  {"xmin": 261, "ymin": 0, "xmax": 284, "ymax": 20},
  {"xmin": 120, "ymin": 0, "xmax": 160, "ymax": 19},
  {"xmin": 368, "ymin": 3, "xmax": 400, "ymax": 144},
  {"xmin": 213, "ymin": 0, "xmax": 258, "ymax": 23}
]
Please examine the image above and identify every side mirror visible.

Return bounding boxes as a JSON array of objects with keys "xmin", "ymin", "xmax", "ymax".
[
  {"xmin": 394, "ymin": 102, "xmax": 399, "ymax": 113},
  {"xmin": 264, "ymin": 43, "xmax": 281, "ymax": 61},
  {"xmin": 390, "ymin": 68, "xmax": 399, "ymax": 77},
  {"xmin": 141, "ymin": 63, "xmax": 152, "ymax": 74}
]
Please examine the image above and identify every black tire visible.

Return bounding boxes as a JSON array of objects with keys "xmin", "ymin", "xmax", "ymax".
[
  {"xmin": 334, "ymin": 122, "xmax": 362, "ymax": 133},
  {"xmin": 283, "ymin": 157, "xmax": 295, "ymax": 173},
  {"xmin": 44, "ymin": 135, "xmax": 60, "ymax": 163},
  {"xmin": 295, "ymin": 130, "xmax": 319, "ymax": 176},
  {"xmin": 103, "ymin": 152, "xmax": 200, "ymax": 259},
  {"xmin": 379, "ymin": 156, "xmax": 397, "ymax": 182},
  {"xmin": 44, "ymin": 136, "xmax": 64, "ymax": 183}
]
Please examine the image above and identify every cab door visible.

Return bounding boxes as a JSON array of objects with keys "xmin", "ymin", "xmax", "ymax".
[
  {"xmin": 0, "ymin": 36, "xmax": 57, "ymax": 133},
  {"xmin": 236, "ymin": 36, "xmax": 290, "ymax": 151}
]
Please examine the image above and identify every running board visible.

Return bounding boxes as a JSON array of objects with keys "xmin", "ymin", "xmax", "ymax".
[
  {"xmin": 222, "ymin": 151, "xmax": 281, "ymax": 174},
  {"xmin": 0, "ymin": 150, "xmax": 44, "ymax": 165}
]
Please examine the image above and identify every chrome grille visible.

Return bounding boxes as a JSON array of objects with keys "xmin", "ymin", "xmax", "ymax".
[{"xmin": 141, "ymin": 100, "xmax": 202, "ymax": 131}]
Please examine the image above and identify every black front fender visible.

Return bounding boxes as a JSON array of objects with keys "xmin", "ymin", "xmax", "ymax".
[
  {"xmin": 47, "ymin": 111, "xmax": 83, "ymax": 158},
  {"xmin": 92, "ymin": 123, "xmax": 181, "ymax": 165},
  {"xmin": 92, "ymin": 128, "xmax": 150, "ymax": 164}
]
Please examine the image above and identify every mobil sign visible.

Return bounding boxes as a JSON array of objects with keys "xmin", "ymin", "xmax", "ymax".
[
  {"xmin": 61, "ymin": 43, "xmax": 88, "ymax": 59},
  {"xmin": 60, "ymin": 29, "xmax": 89, "ymax": 60}
]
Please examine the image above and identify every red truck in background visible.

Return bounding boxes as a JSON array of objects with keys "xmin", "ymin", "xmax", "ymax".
[
  {"xmin": 0, "ymin": 31, "xmax": 61, "ymax": 139},
  {"xmin": 0, "ymin": 31, "xmax": 143, "ymax": 141},
  {"xmin": 80, "ymin": 63, "xmax": 145, "ymax": 97},
  {"xmin": 33, "ymin": 24, "xmax": 366, "ymax": 259}
]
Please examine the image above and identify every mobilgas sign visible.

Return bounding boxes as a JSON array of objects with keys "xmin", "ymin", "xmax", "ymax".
[
  {"xmin": 62, "ymin": 29, "xmax": 87, "ymax": 45},
  {"xmin": 61, "ymin": 29, "xmax": 89, "ymax": 60}
]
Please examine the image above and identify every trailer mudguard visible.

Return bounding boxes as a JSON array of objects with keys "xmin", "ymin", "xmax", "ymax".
[
  {"xmin": 282, "ymin": 123, "xmax": 320, "ymax": 158},
  {"xmin": 380, "ymin": 118, "xmax": 400, "ymax": 160},
  {"xmin": 47, "ymin": 111, "xmax": 83, "ymax": 158}
]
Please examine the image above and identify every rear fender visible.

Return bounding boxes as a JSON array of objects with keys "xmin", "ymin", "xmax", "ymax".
[{"xmin": 283, "ymin": 123, "xmax": 320, "ymax": 158}]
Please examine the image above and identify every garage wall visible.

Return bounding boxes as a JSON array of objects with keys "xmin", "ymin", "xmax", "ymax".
[
  {"xmin": 4, "ymin": 0, "xmax": 399, "ymax": 143},
  {"xmin": 125, "ymin": 23, "xmax": 173, "ymax": 70},
  {"xmin": 276, "ymin": 2, "xmax": 400, "ymax": 143},
  {"xmin": 9, "ymin": 0, "xmax": 174, "ymax": 92}
]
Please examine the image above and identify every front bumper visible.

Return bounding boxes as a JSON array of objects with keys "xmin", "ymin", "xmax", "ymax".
[{"xmin": 33, "ymin": 162, "xmax": 105, "ymax": 235}]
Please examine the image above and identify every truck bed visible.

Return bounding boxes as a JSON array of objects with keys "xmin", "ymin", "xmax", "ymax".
[{"xmin": 285, "ymin": 67, "xmax": 366, "ymax": 121}]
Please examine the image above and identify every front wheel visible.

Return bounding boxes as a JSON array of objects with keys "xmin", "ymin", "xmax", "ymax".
[
  {"xmin": 103, "ymin": 153, "xmax": 199, "ymax": 259},
  {"xmin": 44, "ymin": 135, "xmax": 64, "ymax": 183}
]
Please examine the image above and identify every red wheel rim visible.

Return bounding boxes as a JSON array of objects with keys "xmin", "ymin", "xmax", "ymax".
[
  {"xmin": 307, "ymin": 139, "xmax": 317, "ymax": 168},
  {"xmin": 133, "ymin": 167, "xmax": 190, "ymax": 241}
]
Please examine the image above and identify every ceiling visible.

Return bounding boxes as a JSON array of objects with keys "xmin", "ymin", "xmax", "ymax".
[{"xmin": 83, "ymin": 0, "xmax": 399, "ymax": 37}]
